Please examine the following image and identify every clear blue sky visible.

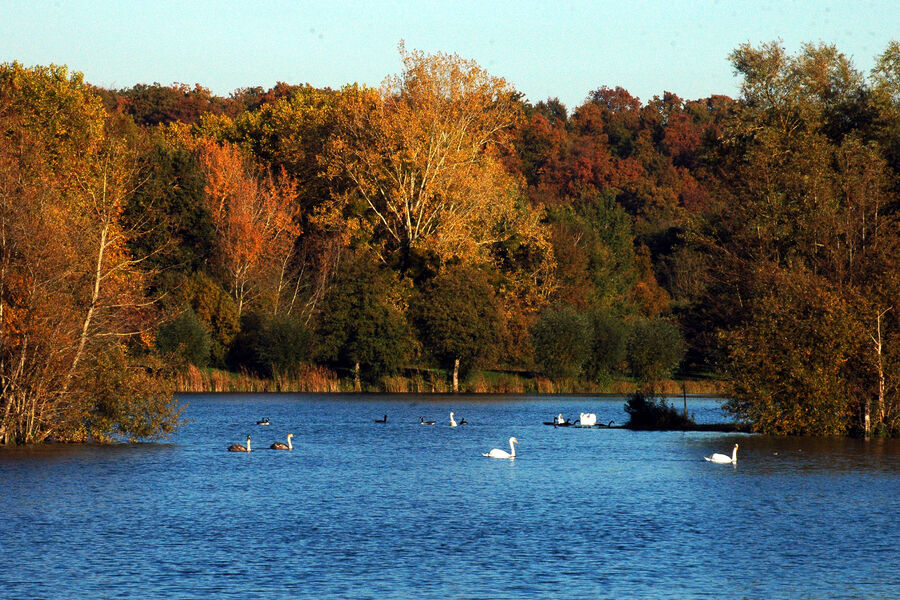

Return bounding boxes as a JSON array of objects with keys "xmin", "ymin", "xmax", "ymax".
[{"xmin": 2, "ymin": 0, "xmax": 897, "ymax": 110}]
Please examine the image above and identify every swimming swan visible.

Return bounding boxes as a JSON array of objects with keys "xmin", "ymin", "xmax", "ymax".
[
  {"xmin": 579, "ymin": 413, "xmax": 597, "ymax": 426},
  {"xmin": 450, "ymin": 412, "xmax": 458, "ymax": 427},
  {"xmin": 705, "ymin": 443, "xmax": 738, "ymax": 464},
  {"xmin": 483, "ymin": 437, "xmax": 518, "ymax": 459},
  {"xmin": 270, "ymin": 433, "xmax": 294, "ymax": 450},
  {"xmin": 374, "ymin": 415, "xmax": 387, "ymax": 423},
  {"xmin": 257, "ymin": 418, "xmax": 270, "ymax": 426},
  {"xmin": 420, "ymin": 417, "xmax": 436, "ymax": 425},
  {"xmin": 228, "ymin": 435, "xmax": 251, "ymax": 452}
]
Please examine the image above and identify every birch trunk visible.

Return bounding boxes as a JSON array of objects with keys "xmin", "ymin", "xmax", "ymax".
[
  {"xmin": 62, "ymin": 222, "xmax": 109, "ymax": 398},
  {"xmin": 870, "ymin": 308, "xmax": 891, "ymax": 435}
]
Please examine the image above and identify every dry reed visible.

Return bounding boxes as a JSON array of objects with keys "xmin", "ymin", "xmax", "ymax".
[{"xmin": 173, "ymin": 365, "xmax": 724, "ymax": 396}]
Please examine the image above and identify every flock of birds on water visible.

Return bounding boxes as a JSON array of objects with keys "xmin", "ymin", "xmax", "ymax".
[{"xmin": 228, "ymin": 411, "xmax": 740, "ymax": 464}]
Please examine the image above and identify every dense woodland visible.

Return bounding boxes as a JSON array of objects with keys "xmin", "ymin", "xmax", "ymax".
[{"xmin": 2, "ymin": 40, "xmax": 900, "ymax": 444}]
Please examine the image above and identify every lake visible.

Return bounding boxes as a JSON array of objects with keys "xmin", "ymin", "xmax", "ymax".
[{"xmin": 2, "ymin": 394, "xmax": 899, "ymax": 599}]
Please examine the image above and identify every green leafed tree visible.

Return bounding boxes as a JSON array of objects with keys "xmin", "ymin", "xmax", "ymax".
[
  {"xmin": 626, "ymin": 319, "xmax": 686, "ymax": 383},
  {"xmin": 693, "ymin": 41, "xmax": 900, "ymax": 436},
  {"xmin": 721, "ymin": 270, "xmax": 865, "ymax": 436},
  {"xmin": 156, "ymin": 308, "xmax": 212, "ymax": 368},
  {"xmin": 227, "ymin": 312, "xmax": 312, "ymax": 379},
  {"xmin": 314, "ymin": 254, "xmax": 413, "ymax": 386},
  {"xmin": 531, "ymin": 305, "xmax": 594, "ymax": 379},
  {"xmin": 584, "ymin": 310, "xmax": 629, "ymax": 384},
  {"xmin": 124, "ymin": 134, "xmax": 216, "ymax": 276},
  {"xmin": 413, "ymin": 264, "xmax": 506, "ymax": 391}
]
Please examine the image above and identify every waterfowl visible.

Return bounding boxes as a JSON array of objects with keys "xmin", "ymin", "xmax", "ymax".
[
  {"xmin": 271, "ymin": 433, "xmax": 294, "ymax": 450},
  {"xmin": 578, "ymin": 413, "xmax": 597, "ymax": 427},
  {"xmin": 228, "ymin": 435, "xmax": 251, "ymax": 452},
  {"xmin": 420, "ymin": 417, "xmax": 436, "ymax": 425},
  {"xmin": 483, "ymin": 437, "xmax": 518, "ymax": 459},
  {"xmin": 705, "ymin": 443, "xmax": 739, "ymax": 464},
  {"xmin": 374, "ymin": 415, "xmax": 387, "ymax": 423},
  {"xmin": 257, "ymin": 418, "xmax": 270, "ymax": 426},
  {"xmin": 450, "ymin": 412, "xmax": 457, "ymax": 427},
  {"xmin": 459, "ymin": 417, "xmax": 468, "ymax": 425}
]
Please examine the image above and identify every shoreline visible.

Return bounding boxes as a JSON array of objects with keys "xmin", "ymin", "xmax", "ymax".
[{"xmin": 173, "ymin": 365, "xmax": 727, "ymax": 397}]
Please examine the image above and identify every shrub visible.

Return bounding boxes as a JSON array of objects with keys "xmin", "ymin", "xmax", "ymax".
[
  {"xmin": 156, "ymin": 308, "xmax": 212, "ymax": 367},
  {"xmin": 531, "ymin": 305, "xmax": 593, "ymax": 379},
  {"xmin": 626, "ymin": 319, "xmax": 687, "ymax": 382},
  {"xmin": 227, "ymin": 313, "xmax": 312, "ymax": 378},
  {"xmin": 624, "ymin": 393, "xmax": 694, "ymax": 429}
]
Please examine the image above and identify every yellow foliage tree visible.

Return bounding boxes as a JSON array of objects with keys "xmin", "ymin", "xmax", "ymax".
[{"xmin": 323, "ymin": 46, "xmax": 542, "ymax": 267}]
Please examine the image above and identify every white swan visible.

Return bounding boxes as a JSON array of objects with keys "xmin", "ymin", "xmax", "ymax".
[
  {"xmin": 270, "ymin": 433, "xmax": 294, "ymax": 450},
  {"xmin": 483, "ymin": 437, "xmax": 518, "ymax": 459},
  {"xmin": 579, "ymin": 413, "xmax": 597, "ymax": 426},
  {"xmin": 450, "ymin": 412, "xmax": 458, "ymax": 427},
  {"xmin": 705, "ymin": 443, "xmax": 738, "ymax": 464},
  {"xmin": 228, "ymin": 435, "xmax": 251, "ymax": 452}
]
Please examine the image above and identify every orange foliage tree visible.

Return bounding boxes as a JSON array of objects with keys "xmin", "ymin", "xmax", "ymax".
[
  {"xmin": 195, "ymin": 139, "xmax": 301, "ymax": 317},
  {"xmin": 0, "ymin": 63, "xmax": 179, "ymax": 444}
]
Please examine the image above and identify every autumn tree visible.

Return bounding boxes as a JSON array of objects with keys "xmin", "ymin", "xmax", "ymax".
[
  {"xmin": 694, "ymin": 41, "xmax": 900, "ymax": 436},
  {"xmin": 111, "ymin": 82, "xmax": 228, "ymax": 126},
  {"xmin": 195, "ymin": 139, "xmax": 301, "ymax": 317},
  {"xmin": 210, "ymin": 84, "xmax": 337, "ymax": 218},
  {"xmin": 324, "ymin": 46, "xmax": 543, "ymax": 268},
  {"xmin": 0, "ymin": 62, "xmax": 180, "ymax": 444}
]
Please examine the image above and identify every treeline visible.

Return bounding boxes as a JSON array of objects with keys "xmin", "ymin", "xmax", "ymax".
[{"xmin": 2, "ymin": 40, "xmax": 900, "ymax": 444}]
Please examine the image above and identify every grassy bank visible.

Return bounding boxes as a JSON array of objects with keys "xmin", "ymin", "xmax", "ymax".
[{"xmin": 174, "ymin": 365, "xmax": 726, "ymax": 396}]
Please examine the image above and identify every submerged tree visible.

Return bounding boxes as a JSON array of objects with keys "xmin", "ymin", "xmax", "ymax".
[
  {"xmin": 0, "ymin": 62, "xmax": 180, "ymax": 444},
  {"xmin": 695, "ymin": 41, "xmax": 900, "ymax": 436}
]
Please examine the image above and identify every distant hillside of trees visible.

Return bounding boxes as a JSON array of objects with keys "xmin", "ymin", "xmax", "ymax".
[{"xmin": 3, "ymin": 40, "xmax": 900, "ymax": 444}]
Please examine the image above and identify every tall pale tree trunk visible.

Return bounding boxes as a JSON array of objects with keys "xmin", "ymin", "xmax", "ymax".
[
  {"xmin": 452, "ymin": 357, "xmax": 460, "ymax": 393},
  {"xmin": 62, "ymin": 222, "xmax": 109, "ymax": 397},
  {"xmin": 870, "ymin": 308, "xmax": 891, "ymax": 435}
]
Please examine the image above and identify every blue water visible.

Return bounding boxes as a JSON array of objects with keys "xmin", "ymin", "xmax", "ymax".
[{"xmin": 2, "ymin": 394, "xmax": 899, "ymax": 599}]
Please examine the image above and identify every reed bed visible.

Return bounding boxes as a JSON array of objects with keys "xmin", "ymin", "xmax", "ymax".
[{"xmin": 173, "ymin": 365, "xmax": 725, "ymax": 396}]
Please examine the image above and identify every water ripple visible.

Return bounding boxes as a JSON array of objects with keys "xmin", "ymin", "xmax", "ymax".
[{"xmin": 2, "ymin": 395, "xmax": 899, "ymax": 599}]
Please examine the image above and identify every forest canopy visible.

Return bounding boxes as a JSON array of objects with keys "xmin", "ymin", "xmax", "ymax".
[{"xmin": 2, "ymin": 39, "xmax": 900, "ymax": 444}]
